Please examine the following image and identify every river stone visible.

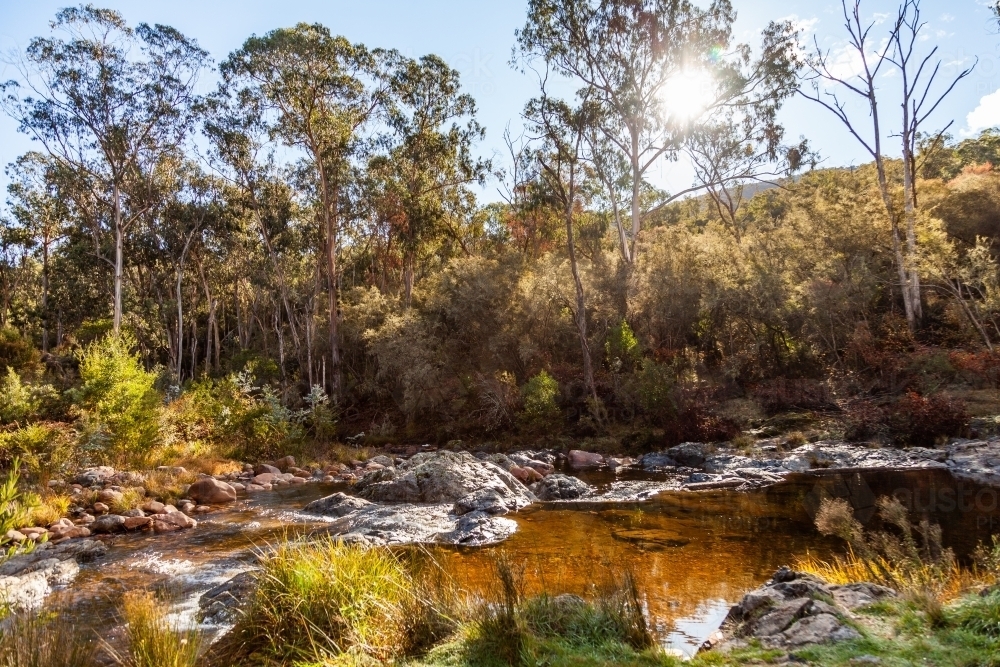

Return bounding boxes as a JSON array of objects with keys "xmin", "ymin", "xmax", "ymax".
[
  {"xmin": 317, "ymin": 502, "xmax": 517, "ymax": 547},
  {"xmin": 829, "ymin": 582, "xmax": 896, "ymax": 610},
  {"xmin": 781, "ymin": 614, "xmax": 861, "ymax": 646},
  {"xmin": 453, "ymin": 487, "xmax": 526, "ymax": 515},
  {"xmin": 187, "ymin": 477, "xmax": 237, "ymax": 504},
  {"xmin": 124, "ymin": 516, "xmax": 152, "ymax": 530},
  {"xmin": 568, "ymin": 450, "xmax": 604, "ymax": 468},
  {"xmin": 304, "ymin": 492, "xmax": 372, "ymax": 517},
  {"xmin": 530, "ymin": 474, "xmax": 591, "ymax": 500},
  {"xmin": 668, "ymin": 442, "xmax": 709, "ymax": 467},
  {"xmin": 153, "ymin": 512, "xmax": 197, "ymax": 530},
  {"xmin": 74, "ymin": 466, "xmax": 116, "ymax": 486},
  {"xmin": 441, "ymin": 510, "xmax": 518, "ymax": 545},
  {"xmin": 354, "ymin": 450, "xmax": 533, "ymax": 510},
  {"xmin": 640, "ymin": 452, "xmax": 679, "ymax": 470},
  {"xmin": 255, "ymin": 463, "xmax": 281, "ymax": 476},
  {"xmin": 0, "ymin": 570, "xmax": 49, "ymax": 613},
  {"xmin": 90, "ymin": 514, "xmax": 127, "ymax": 534},
  {"xmin": 253, "ymin": 473, "xmax": 277, "ymax": 485},
  {"xmin": 0, "ymin": 549, "xmax": 85, "ymax": 613},
  {"xmin": 509, "ymin": 465, "xmax": 543, "ymax": 484},
  {"xmin": 200, "ymin": 571, "xmax": 257, "ymax": 624}
]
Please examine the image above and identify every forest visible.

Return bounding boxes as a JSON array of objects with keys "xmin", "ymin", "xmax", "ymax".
[{"xmin": 0, "ymin": 1, "xmax": 998, "ymax": 471}]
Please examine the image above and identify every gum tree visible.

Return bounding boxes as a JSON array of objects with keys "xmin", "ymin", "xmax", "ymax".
[{"xmin": 0, "ymin": 6, "xmax": 208, "ymax": 333}]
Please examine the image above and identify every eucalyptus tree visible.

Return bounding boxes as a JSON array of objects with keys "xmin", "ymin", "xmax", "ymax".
[
  {"xmin": 0, "ymin": 6, "xmax": 208, "ymax": 334},
  {"xmin": 523, "ymin": 94, "xmax": 600, "ymax": 404},
  {"xmin": 5, "ymin": 153, "xmax": 72, "ymax": 351},
  {"xmin": 802, "ymin": 0, "xmax": 973, "ymax": 330},
  {"xmin": 516, "ymin": 0, "xmax": 801, "ymax": 266},
  {"xmin": 369, "ymin": 54, "xmax": 489, "ymax": 307},
  {"xmin": 221, "ymin": 23, "xmax": 386, "ymax": 399}
]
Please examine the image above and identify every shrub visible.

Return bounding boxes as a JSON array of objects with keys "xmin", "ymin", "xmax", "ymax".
[
  {"xmin": 28, "ymin": 493, "xmax": 71, "ymax": 528},
  {"xmin": 605, "ymin": 319, "xmax": 640, "ymax": 373},
  {"xmin": 520, "ymin": 370, "xmax": 560, "ymax": 428},
  {"xmin": 69, "ymin": 333, "xmax": 161, "ymax": 465},
  {"xmin": 113, "ymin": 590, "xmax": 201, "ymax": 667},
  {"xmin": 0, "ymin": 328, "xmax": 38, "ymax": 374},
  {"xmin": 845, "ymin": 393, "xmax": 968, "ymax": 446},
  {"xmin": 0, "ymin": 423, "xmax": 75, "ymax": 481},
  {"xmin": 0, "ymin": 461, "xmax": 35, "ymax": 562}
]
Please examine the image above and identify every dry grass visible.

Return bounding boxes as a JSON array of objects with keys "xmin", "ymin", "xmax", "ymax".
[
  {"xmin": 143, "ymin": 469, "xmax": 198, "ymax": 504},
  {"xmin": 0, "ymin": 610, "xmax": 97, "ymax": 667},
  {"xmin": 111, "ymin": 591, "xmax": 201, "ymax": 667},
  {"xmin": 109, "ymin": 487, "xmax": 146, "ymax": 514},
  {"xmin": 24, "ymin": 492, "xmax": 71, "ymax": 528},
  {"xmin": 167, "ymin": 455, "xmax": 242, "ymax": 476}
]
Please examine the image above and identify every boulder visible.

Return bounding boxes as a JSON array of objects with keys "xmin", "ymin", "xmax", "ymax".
[
  {"xmin": 567, "ymin": 450, "xmax": 604, "ymax": 468},
  {"xmin": 153, "ymin": 511, "xmax": 197, "ymax": 530},
  {"xmin": 0, "ymin": 546, "xmax": 88, "ymax": 613},
  {"xmin": 640, "ymin": 452, "xmax": 678, "ymax": 470},
  {"xmin": 123, "ymin": 516, "xmax": 152, "ymax": 530},
  {"xmin": 89, "ymin": 514, "xmax": 127, "ymax": 534},
  {"xmin": 187, "ymin": 477, "xmax": 238, "ymax": 504},
  {"xmin": 255, "ymin": 464, "xmax": 281, "ymax": 476},
  {"xmin": 199, "ymin": 571, "xmax": 257, "ymax": 624},
  {"xmin": 530, "ymin": 474, "xmax": 591, "ymax": 501},
  {"xmin": 328, "ymin": 502, "xmax": 517, "ymax": 547},
  {"xmin": 253, "ymin": 473, "xmax": 277, "ymax": 485},
  {"xmin": 74, "ymin": 466, "xmax": 116, "ymax": 486},
  {"xmin": 454, "ymin": 487, "xmax": 527, "ymax": 515},
  {"xmin": 141, "ymin": 500, "xmax": 165, "ymax": 514},
  {"xmin": 667, "ymin": 442, "xmax": 708, "ymax": 467},
  {"xmin": 509, "ymin": 465, "xmax": 543, "ymax": 484},
  {"xmin": 354, "ymin": 450, "xmax": 533, "ymax": 511},
  {"xmin": 304, "ymin": 492, "xmax": 372, "ymax": 517},
  {"xmin": 271, "ymin": 455, "xmax": 296, "ymax": 471}
]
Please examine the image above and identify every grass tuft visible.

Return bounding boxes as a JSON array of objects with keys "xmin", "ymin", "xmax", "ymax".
[
  {"xmin": 113, "ymin": 590, "xmax": 201, "ymax": 667},
  {"xmin": 0, "ymin": 610, "xmax": 97, "ymax": 667}
]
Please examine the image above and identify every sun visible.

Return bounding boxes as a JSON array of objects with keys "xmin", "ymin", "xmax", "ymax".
[{"xmin": 660, "ymin": 70, "xmax": 716, "ymax": 122}]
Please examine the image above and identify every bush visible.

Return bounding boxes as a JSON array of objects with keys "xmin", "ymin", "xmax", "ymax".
[
  {"xmin": 605, "ymin": 319, "xmax": 640, "ymax": 373},
  {"xmin": 0, "ymin": 423, "xmax": 75, "ymax": 481},
  {"xmin": 69, "ymin": 333, "xmax": 161, "ymax": 465},
  {"xmin": 520, "ymin": 370, "xmax": 560, "ymax": 429},
  {"xmin": 0, "ymin": 328, "xmax": 38, "ymax": 374},
  {"xmin": 845, "ymin": 392, "xmax": 968, "ymax": 446},
  {"xmin": 753, "ymin": 378, "xmax": 834, "ymax": 415}
]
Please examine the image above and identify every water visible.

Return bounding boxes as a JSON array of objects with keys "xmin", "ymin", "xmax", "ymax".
[{"xmin": 47, "ymin": 469, "xmax": 1000, "ymax": 659}]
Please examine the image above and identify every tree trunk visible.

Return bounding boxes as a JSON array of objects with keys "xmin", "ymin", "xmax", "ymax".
[
  {"xmin": 873, "ymin": 159, "xmax": 917, "ymax": 330},
  {"xmin": 565, "ymin": 173, "xmax": 598, "ymax": 405},
  {"xmin": 113, "ymin": 182, "xmax": 124, "ymax": 335},
  {"xmin": 41, "ymin": 239, "xmax": 49, "ymax": 354},
  {"xmin": 902, "ymin": 139, "xmax": 923, "ymax": 325},
  {"xmin": 176, "ymin": 265, "xmax": 185, "ymax": 382},
  {"xmin": 403, "ymin": 250, "xmax": 415, "ymax": 309}
]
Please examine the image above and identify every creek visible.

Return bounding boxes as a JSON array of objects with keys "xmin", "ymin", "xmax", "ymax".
[{"xmin": 47, "ymin": 467, "xmax": 1000, "ymax": 659}]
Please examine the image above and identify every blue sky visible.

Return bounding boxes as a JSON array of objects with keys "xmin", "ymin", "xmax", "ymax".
[{"xmin": 1, "ymin": 0, "xmax": 999, "ymax": 201}]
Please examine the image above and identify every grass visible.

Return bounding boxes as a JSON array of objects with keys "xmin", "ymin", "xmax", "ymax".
[
  {"xmin": 0, "ymin": 609, "xmax": 97, "ymax": 667},
  {"xmin": 24, "ymin": 492, "xmax": 71, "ymax": 527},
  {"xmin": 111, "ymin": 590, "xmax": 201, "ymax": 667},
  {"xmin": 143, "ymin": 469, "xmax": 199, "ymax": 504},
  {"xmin": 209, "ymin": 538, "xmax": 421, "ymax": 665},
  {"xmin": 109, "ymin": 487, "xmax": 147, "ymax": 514}
]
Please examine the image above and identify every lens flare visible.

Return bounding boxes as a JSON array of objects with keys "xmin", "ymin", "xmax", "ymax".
[{"xmin": 661, "ymin": 70, "xmax": 716, "ymax": 122}]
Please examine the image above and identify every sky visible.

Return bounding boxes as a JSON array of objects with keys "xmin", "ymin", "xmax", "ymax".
[{"xmin": 1, "ymin": 0, "xmax": 999, "ymax": 202}]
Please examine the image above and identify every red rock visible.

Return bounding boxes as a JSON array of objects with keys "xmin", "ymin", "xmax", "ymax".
[
  {"xmin": 187, "ymin": 477, "xmax": 237, "ymax": 504},
  {"xmin": 510, "ymin": 465, "xmax": 543, "ymax": 484},
  {"xmin": 155, "ymin": 511, "xmax": 197, "ymax": 530},
  {"xmin": 123, "ymin": 516, "xmax": 152, "ymax": 530},
  {"xmin": 253, "ymin": 473, "xmax": 276, "ymax": 485},
  {"xmin": 141, "ymin": 500, "xmax": 165, "ymax": 514},
  {"xmin": 568, "ymin": 450, "xmax": 604, "ymax": 468},
  {"xmin": 151, "ymin": 519, "xmax": 181, "ymax": 533}
]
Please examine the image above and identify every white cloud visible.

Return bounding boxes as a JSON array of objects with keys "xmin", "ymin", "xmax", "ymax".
[
  {"xmin": 966, "ymin": 89, "xmax": 1000, "ymax": 135},
  {"xmin": 940, "ymin": 13, "xmax": 955, "ymax": 23}
]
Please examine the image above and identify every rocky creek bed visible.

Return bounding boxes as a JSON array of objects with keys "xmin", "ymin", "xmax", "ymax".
[{"xmin": 4, "ymin": 438, "xmax": 1000, "ymax": 659}]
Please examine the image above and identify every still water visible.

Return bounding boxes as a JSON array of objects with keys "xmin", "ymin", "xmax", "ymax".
[{"xmin": 49, "ymin": 467, "xmax": 1000, "ymax": 658}]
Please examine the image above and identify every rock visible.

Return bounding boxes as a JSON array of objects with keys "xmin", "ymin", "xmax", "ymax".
[
  {"xmin": 667, "ymin": 442, "xmax": 708, "ymax": 467},
  {"xmin": 640, "ymin": 452, "xmax": 679, "ymax": 470},
  {"xmin": 368, "ymin": 454, "xmax": 394, "ymax": 468},
  {"xmin": 255, "ymin": 464, "xmax": 281, "ymax": 476},
  {"xmin": 151, "ymin": 519, "xmax": 182, "ymax": 533},
  {"xmin": 326, "ymin": 503, "xmax": 516, "ymax": 547},
  {"xmin": 509, "ymin": 465, "xmax": 543, "ymax": 484},
  {"xmin": 829, "ymin": 582, "xmax": 896, "ymax": 610},
  {"xmin": 304, "ymin": 492, "xmax": 373, "ymax": 517},
  {"xmin": 530, "ymin": 474, "xmax": 591, "ymax": 500},
  {"xmin": 781, "ymin": 613, "xmax": 861, "ymax": 646},
  {"xmin": 245, "ymin": 483, "xmax": 266, "ymax": 492},
  {"xmin": 0, "ymin": 545, "xmax": 89, "ymax": 613},
  {"xmin": 92, "ymin": 502, "xmax": 110, "ymax": 514},
  {"xmin": 354, "ymin": 450, "xmax": 533, "ymax": 511},
  {"xmin": 153, "ymin": 511, "xmax": 197, "ymax": 530},
  {"xmin": 90, "ymin": 514, "xmax": 128, "ymax": 534},
  {"xmin": 141, "ymin": 500, "xmax": 165, "ymax": 514},
  {"xmin": 568, "ymin": 450, "xmax": 604, "ymax": 468},
  {"xmin": 187, "ymin": 478, "xmax": 238, "ymax": 504},
  {"xmin": 96, "ymin": 489, "xmax": 123, "ymax": 504},
  {"xmin": 74, "ymin": 466, "xmax": 116, "ymax": 486},
  {"xmin": 199, "ymin": 571, "xmax": 257, "ymax": 624},
  {"xmin": 156, "ymin": 466, "xmax": 188, "ymax": 475},
  {"xmin": 441, "ymin": 510, "xmax": 518, "ymax": 545},
  {"xmin": 123, "ymin": 516, "xmax": 152, "ymax": 530},
  {"xmin": 272, "ymin": 455, "xmax": 296, "ymax": 471},
  {"xmin": 5, "ymin": 530, "xmax": 26, "ymax": 542},
  {"xmin": 454, "ymin": 487, "xmax": 527, "ymax": 515},
  {"xmin": 686, "ymin": 479, "xmax": 746, "ymax": 491},
  {"xmin": 0, "ymin": 570, "xmax": 50, "ymax": 613},
  {"xmin": 253, "ymin": 473, "xmax": 277, "ymax": 485}
]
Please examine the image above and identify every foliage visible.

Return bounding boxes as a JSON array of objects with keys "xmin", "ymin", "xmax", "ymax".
[
  {"xmin": 0, "ymin": 369, "xmax": 59, "ymax": 425},
  {"xmin": 0, "ymin": 423, "xmax": 75, "ymax": 480},
  {"xmin": 69, "ymin": 333, "xmax": 161, "ymax": 465},
  {"xmin": 520, "ymin": 370, "xmax": 560, "ymax": 428},
  {"xmin": 605, "ymin": 320, "xmax": 640, "ymax": 373},
  {"xmin": 0, "ymin": 461, "xmax": 35, "ymax": 562},
  {"xmin": 845, "ymin": 392, "xmax": 968, "ymax": 446},
  {"xmin": 0, "ymin": 329, "xmax": 38, "ymax": 374}
]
